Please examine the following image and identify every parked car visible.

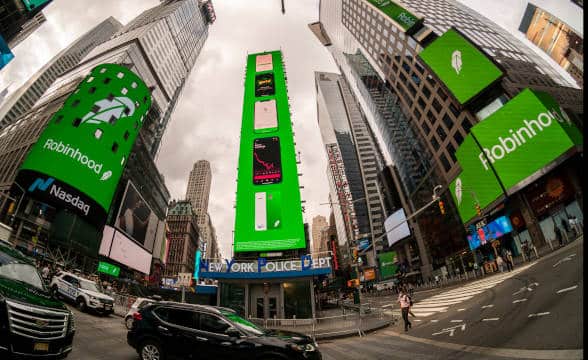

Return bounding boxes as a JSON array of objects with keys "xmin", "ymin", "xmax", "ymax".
[
  {"xmin": 125, "ymin": 297, "xmax": 158, "ymax": 329},
  {"xmin": 50, "ymin": 271, "xmax": 114, "ymax": 315},
  {"xmin": 0, "ymin": 241, "xmax": 75, "ymax": 359},
  {"xmin": 127, "ymin": 301, "xmax": 321, "ymax": 360}
]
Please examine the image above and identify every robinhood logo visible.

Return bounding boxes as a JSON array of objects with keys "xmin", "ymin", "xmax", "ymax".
[
  {"xmin": 28, "ymin": 177, "xmax": 90, "ymax": 215},
  {"xmin": 81, "ymin": 97, "xmax": 136, "ymax": 125},
  {"xmin": 478, "ymin": 108, "xmax": 572, "ymax": 170},
  {"xmin": 452, "ymin": 50, "xmax": 462, "ymax": 75},
  {"xmin": 43, "ymin": 139, "xmax": 111, "ymax": 181},
  {"xmin": 454, "ymin": 178, "xmax": 463, "ymax": 205}
]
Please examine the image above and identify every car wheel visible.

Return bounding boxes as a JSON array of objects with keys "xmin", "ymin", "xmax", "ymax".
[
  {"xmin": 139, "ymin": 340, "xmax": 165, "ymax": 360},
  {"xmin": 125, "ymin": 316, "xmax": 134, "ymax": 329},
  {"xmin": 76, "ymin": 298, "xmax": 87, "ymax": 312}
]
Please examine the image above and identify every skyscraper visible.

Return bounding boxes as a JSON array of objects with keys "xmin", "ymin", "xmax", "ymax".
[
  {"xmin": 164, "ymin": 200, "xmax": 199, "ymax": 277},
  {"xmin": 315, "ymin": 0, "xmax": 583, "ymax": 279},
  {"xmin": 185, "ymin": 159, "xmax": 215, "ymax": 258},
  {"xmin": 316, "ymin": 71, "xmax": 388, "ymax": 268},
  {"xmin": 311, "ymin": 215, "xmax": 328, "ymax": 254},
  {"xmin": 0, "ymin": 17, "xmax": 123, "ymax": 129},
  {"xmin": 0, "ymin": 0, "xmax": 215, "ymax": 271},
  {"xmin": 0, "ymin": 0, "xmax": 52, "ymax": 48}
]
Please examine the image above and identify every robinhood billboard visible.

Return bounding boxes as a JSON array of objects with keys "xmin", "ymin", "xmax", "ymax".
[
  {"xmin": 418, "ymin": 28, "xmax": 503, "ymax": 105},
  {"xmin": 365, "ymin": 0, "xmax": 422, "ymax": 34},
  {"xmin": 378, "ymin": 251, "xmax": 398, "ymax": 280},
  {"xmin": 17, "ymin": 64, "xmax": 151, "ymax": 227},
  {"xmin": 233, "ymin": 51, "xmax": 305, "ymax": 252},
  {"xmin": 450, "ymin": 89, "xmax": 582, "ymax": 224}
]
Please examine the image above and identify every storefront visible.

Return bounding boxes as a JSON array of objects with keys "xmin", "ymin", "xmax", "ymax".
[{"xmin": 199, "ymin": 255, "xmax": 332, "ymax": 320}]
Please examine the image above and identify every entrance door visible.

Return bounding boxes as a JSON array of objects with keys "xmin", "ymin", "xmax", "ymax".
[
  {"xmin": 256, "ymin": 297, "xmax": 264, "ymax": 319},
  {"xmin": 268, "ymin": 297, "xmax": 277, "ymax": 319}
]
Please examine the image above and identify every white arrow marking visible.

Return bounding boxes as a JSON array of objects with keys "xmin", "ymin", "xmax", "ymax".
[
  {"xmin": 553, "ymin": 254, "xmax": 575, "ymax": 268},
  {"xmin": 432, "ymin": 323, "xmax": 466, "ymax": 337},
  {"xmin": 557, "ymin": 285, "xmax": 578, "ymax": 294},
  {"xmin": 528, "ymin": 312, "xmax": 550, "ymax": 318},
  {"xmin": 512, "ymin": 298, "xmax": 528, "ymax": 303},
  {"xmin": 513, "ymin": 287, "xmax": 526, "ymax": 296},
  {"xmin": 481, "ymin": 304, "xmax": 494, "ymax": 309},
  {"xmin": 513, "ymin": 282, "xmax": 539, "ymax": 296},
  {"xmin": 482, "ymin": 318, "xmax": 500, "ymax": 321}
]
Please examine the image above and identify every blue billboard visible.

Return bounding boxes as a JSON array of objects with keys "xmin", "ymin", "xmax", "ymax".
[
  {"xmin": 467, "ymin": 216, "xmax": 514, "ymax": 250},
  {"xmin": 0, "ymin": 35, "xmax": 14, "ymax": 70}
]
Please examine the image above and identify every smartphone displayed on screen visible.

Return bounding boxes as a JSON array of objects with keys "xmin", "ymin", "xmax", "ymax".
[
  {"xmin": 254, "ymin": 99, "xmax": 278, "ymax": 133},
  {"xmin": 255, "ymin": 73, "xmax": 275, "ymax": 97},
  {"xmin": 253, "ymin": 137, "xmax": 282, "ymax": 185},
  {"xmin": 255, "ymin": 54, "xmax": 273, "ymax": 72},
  {"xmin": 254, "ymin": 190, "xmax": 282, "ymax": 232}
]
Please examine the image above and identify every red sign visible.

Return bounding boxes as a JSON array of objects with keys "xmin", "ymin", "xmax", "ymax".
[{"xmin": 330, "ymin": 240, "xmax": 339, "ymax": 270}]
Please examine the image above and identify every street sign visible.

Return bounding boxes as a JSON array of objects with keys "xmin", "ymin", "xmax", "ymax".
[{"xmin": 97, "ymin": 261, "xmax": 120, "ymax": 277}]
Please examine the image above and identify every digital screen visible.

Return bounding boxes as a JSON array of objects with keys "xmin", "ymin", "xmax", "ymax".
[
  {"xmin": 450, "ymin": 89, "xmax": 582, "ymax": 224},
  {"xmin": 467, "ymin": 216, "xmax": 514, "ymax": 250},
  {"xmin": 253, "ymin": 137, "xmax": 282, "ymax": 185},
  {"xmin": 418, "ymin": 28, "xmax": 503, "ymax": 104},
  {"xmin": 254, "ymin": 99, "xmax": 278, "ymax": 132},
  {"xmin": 98, "ymin": 225, "xmax": 152, "ymax": 274},
  {"xmin": 0, "ymin": 34, "xmax": 14, "ymax": 70},
  {"xmin": 365, "ymin": 0, "xmax": 422, "ymax": 33},
  {"xmin": 255, "ymin": 73, "xmax": 275, "ymax": 97},
  {"xmin": 255, "ymin": 54, "xmax": 273, "ymax": 72},
  {"xmin": 383, "ymin": 208, "xmax": 411, "ymax": 247}
]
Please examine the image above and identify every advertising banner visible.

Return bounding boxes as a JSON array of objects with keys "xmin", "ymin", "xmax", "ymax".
[
  {"xmin": 17, "ymin": 64, "xmax": 151, "ymax": 227},
  {"xmin": 467, "ymin": 216, "xmax": 513, "ymax": 251},
  {"xmin": 99, "ymin": 225, "xmax": 151, "ymax": 274},
  {"xmin": 21, "ymin": 0, "xmax": 51, "ymax": 11},
  {"xmin": 365, "ymin": 0, "xmax": 422, "ymax": 34},
  {"xmin": 114, "ymin": 181, "xmax": 159, "ymax": 252},
  {"xmin": 97, "ymin": 261, "xmax": 120, "ymax": 277},
  {"xmin": 378, "ymin": 251, "xmax": 398, "ymax": 280},
  {"xmin": 418, "ymin": 28, "xmax": 503, "ymax": 104},
  {"xmin": 234, "ymin": 51, "xmax": 305, "ymax": 252},
  {"xmin": 450, "ymin": 89, "xmax": 582, "ymax": 224},
  {"xmin": 0, "ymin": 35, "xmax": 14, "ymax": 70},
  {"xmin": 363, "ymin": 268, "xmax": 376, "ymax": 281},
  {"xmin": 383, "ymin": 208, "xmax": 411, "ymax": 247}
]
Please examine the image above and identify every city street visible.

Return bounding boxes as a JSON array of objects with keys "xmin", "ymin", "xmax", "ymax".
[{"xmin": 67, "ymin": 238, "xmax": 582, "ymax": 360}]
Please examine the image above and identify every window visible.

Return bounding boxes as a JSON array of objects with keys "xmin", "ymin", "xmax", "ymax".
[
  {"xmin": 417, "ymin": 97, "xmax": 426, "ymax": 109},
  {"xmin": 452, "ymin": 129, "xmax": 464, "ymax": 145},
  {"xmin": 432, "ymin": 98, "xmax": 442, "ymax": 113},
  {"xmin": 422, "ymin": 86, "xmax": 431, "ymax": 99},
  {"xmin": 157, "ymin": 308, "xmax": 198, "ymax": 329},
  {"xmin": 442, "ymin": 114, "xmax": 453, "ymax": 130},
  {"xmin": 422, "ymin": 122, "xmax": 430, "ymax": 134},
  {"xmin": 462, "ymin": 117, "xmax": 473, "ymax": 133},
  {"xmin": 199, "ymin": 313, "xmax": 230, "ymax": 334},
  {"xmin": 440, "ymin": 153, "xmax": 451, "ymax": 172},
  {"xmin": 436, "ymin": 125, "xmax": 447, "ymax": 140},
  {"xmin": 449, "ymin": 103, "xmax": 460, "ymax": 118},
  {"xmin": 447, "ymin": 142, "xmax": 457, "ymax": 162},
  {"xmin": 430, "ymin": 136, "xmax": 439, "ymax": 150},
  {"xmin": 438, "ymin": 89, "xmax": 448, "ymax": 101}
]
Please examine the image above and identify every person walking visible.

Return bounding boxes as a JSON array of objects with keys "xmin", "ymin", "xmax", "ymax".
[
  {"xmin": 505, "ymin": 249, "xmax": 514, "ymax": 271},
  {"xmin": 496, "ymin": 255, "xmax": 505, "ymax": 272},
  {"xmin": 398, "ymin": 288, "xmax": 412, "ymax": 331},
  {"xmin": 554, "ymin": 226, "xmax": 563, "ymax": 247}
]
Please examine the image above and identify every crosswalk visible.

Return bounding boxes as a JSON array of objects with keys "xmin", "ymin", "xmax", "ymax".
[{"xmin": 393, "ymin": 263, "xmax": 534, "ymax": 318}]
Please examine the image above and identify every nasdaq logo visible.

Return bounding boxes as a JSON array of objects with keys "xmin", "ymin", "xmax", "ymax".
[{"xmin": 28, "ymin": 177, "xmax": 55, "ymax": 192}]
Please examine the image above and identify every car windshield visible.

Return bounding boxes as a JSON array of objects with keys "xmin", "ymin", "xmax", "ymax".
[
  {"xmin": 221, "ymin": 311, "xmax": 266, "ymax": 336},
  {"xmin": 0, "ymin": 263, "xmax": 46, "ymax": 290},
  {"xmin": 79, "ymin": 280, "xmax": 100, "ymax": 292}
]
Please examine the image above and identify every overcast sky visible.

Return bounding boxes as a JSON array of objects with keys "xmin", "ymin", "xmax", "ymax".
[{"xmin": 0, "ymin": 0, "xmax": 582, "ymax": 259}]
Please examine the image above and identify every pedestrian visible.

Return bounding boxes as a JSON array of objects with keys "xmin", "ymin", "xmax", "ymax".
[
  {"xmin": 496, "ymin": 255, "xmax": 505, "ymax": 272},
  {"xmin": 434, "ymin": 275, "xmax": 440, "ymax": 287},
  {"xmin": 554, "ymin": 226, "xmax": 563, "ymax": 247},
  {"xmin": 41, "ymin": 264, "xmax": 50, "ymax": 281},
  {"xmin": 505, "ymin": 249, "xmax": 514, "ymax": 271},
  {"xmin": 398, "ymin": 288, "xmax": 412, "ymax": 331}
]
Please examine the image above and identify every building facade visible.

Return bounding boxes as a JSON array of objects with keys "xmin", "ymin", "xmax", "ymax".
[
  {"xmin": 164, "ymin": 200, "xmax": 199, "ymax": 277},
  {"xmin": 315, "ymin": 0, "xmax": 583, "ymax": 280},
  {"xmin": 0, "ymin": 17, "xmax": 122, "ymax": 129},
  {"xmin": 0, "ymin": 0, "xmax": 52, "ymax": 48},
  {"xmin": 519, "ymin": 3, "xmax": 583, "ymax": 88},
  {"xmin": 184, "ymin": 159, "xmax": 216, "ymax": 258},
  {"xmin": 0, "ymin": 0, "xmax": 215, "ymax": 272},
  {"xmin": 311, "ymin": 215, "xmax": 328, "ymax": 254}
]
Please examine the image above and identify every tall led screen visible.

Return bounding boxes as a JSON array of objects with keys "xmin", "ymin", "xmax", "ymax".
[
  {"xmin": 233, "ymin": 51, "xmax": 305, "ymax": 252},
  {"xmin": 17, "ymin": 64, "xmax": 151, "ymax": 227}
]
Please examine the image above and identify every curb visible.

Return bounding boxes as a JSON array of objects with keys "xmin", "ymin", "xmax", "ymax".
[{"xmin": 315, "ymin": 320, "xmax": 394, "ymax": 340}]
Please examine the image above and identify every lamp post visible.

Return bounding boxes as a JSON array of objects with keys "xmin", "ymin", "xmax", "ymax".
[{"xmin": 319, "ymin": 197, "xmax": 366, "ymax": 304}]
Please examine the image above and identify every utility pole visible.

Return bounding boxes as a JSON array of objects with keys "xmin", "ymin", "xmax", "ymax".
[{"xmin": 281, "ymin": 0, "xmax": 285, "ymax": 14}]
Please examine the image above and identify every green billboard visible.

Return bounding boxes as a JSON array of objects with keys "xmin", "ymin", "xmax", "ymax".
[
  {"xmin": 233, "ymin": 51, "xmax": 305, "ymax": 252},
  {"xmin": 97, "ymin": 261, "xmax": 120, "ymax": 277},
  {"xmin": 365, "ymin": 0, "xmax": 422, "ymax": 33},
  {"xmin": 378, "ymin": 251, "xmax": 398, "ymax": 280},
  {"xmin": 450, "ymin": 89, "xmax": 583, "ymax": 224},
  {"xmin": 418, "ymin": 28, "xmax": 503, "ymax": 105},
  {"xmin": 17, "ymin": 64, "xmax": 151, "ymax": 227},
  {"xmin": 21, "ymin": 0, "xmax": 51, "ymax": 11}
]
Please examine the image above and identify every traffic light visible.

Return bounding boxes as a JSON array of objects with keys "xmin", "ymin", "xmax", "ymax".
[
  {"xmin": 475, "ymin": 203, "xmax": 482, "ymax": 216},
  {"xmin": 438, "ymin": 200, "xmax": 445, "ymax": 215}
]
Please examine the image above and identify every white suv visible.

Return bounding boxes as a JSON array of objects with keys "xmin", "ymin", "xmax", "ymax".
[
  {"xmin": 124, "ymin": 297, "xmax": 157, "ymax": 329},
  {"xmin": 50, "ymin": 271, "xmax": 115, "ymax": 315}
]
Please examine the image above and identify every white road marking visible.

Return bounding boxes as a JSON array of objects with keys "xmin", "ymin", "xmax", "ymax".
[
  {"xmin": 528, "ymin": 312, "xmax": 550, "ymax": 318},
  {"xmin": 553, "ymin": 254, "xmax": 576, "ymax": 268},
  {"xmin": 556, "ymin": 285, "xmax": 578, "ymax": 294},
  {"xmin": 513, "ymin": 282, "xmax": 539, "ymax": 295},
  {"xmin": 512, "ymin": 298, "xmax": 527, "ymax": 303},
  {"xmin": 482, "ymin": 318, "xmax": 500, "ymax": 321},
  {"xmin": 381, "ymin": 303, "xmax": 394, "ymax": 308},
  {"xmin": 450, "ymin": 320, "xmax": 463, "ymax": 323},
  {"xmin": 432, "ymin": 323, "xmax": 466, "ymax": 337},
  {"xmin": 414, "ymin": 319, "xmax": 422, "ymax": 322},
  {"xmin": 481, "ymin": 304, "xmax": 494, "ymax": 309},
  {"xmin": 457, "ymin": 308, "xmax": 466, "ymax": 312},
  {"xmin": 430, "ymin": 320, "xmax": 439, "ymax": 323}
]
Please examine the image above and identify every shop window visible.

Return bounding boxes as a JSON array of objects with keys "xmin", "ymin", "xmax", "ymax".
[{"xmin": 440, "ymin": 153, "xmax": 451, "ymax": 172}]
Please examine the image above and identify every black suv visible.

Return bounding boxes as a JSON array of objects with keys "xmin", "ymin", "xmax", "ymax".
[
  {"xmin": 0, "ymin": 241, "xmax": 75, "ymax": 359},
  {"xmin": 127, "ymin": 302, "xmax": 321, "ymax": 360}
]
